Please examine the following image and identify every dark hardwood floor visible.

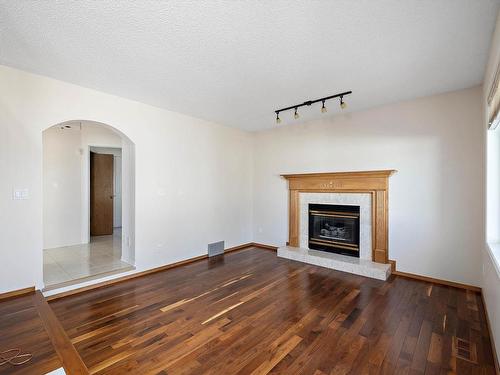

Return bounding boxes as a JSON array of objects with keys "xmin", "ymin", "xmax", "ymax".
[
  {"xmin": 48, "ymin": 247, "xmax": 496, "ymax": 375},
  {"xmin": 0, "ymin": 247, "xmax": 496, "ymax": 374},
  {"xmin": 0, "ymin": 293, "xmax": 61, "ymax": 375}
]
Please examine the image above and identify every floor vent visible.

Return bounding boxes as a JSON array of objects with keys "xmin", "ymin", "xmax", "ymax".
[
  {"xmin": 208, "ymin": 241, "xmax": 225, "ymax": 257},
  {"xmin": 452, "ymin": 337, "xmax": 478, "ymax": 364}
]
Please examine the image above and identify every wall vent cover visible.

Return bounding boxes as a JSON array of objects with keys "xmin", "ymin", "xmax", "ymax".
[
  {"xmin": 452, "ymin": 337, "xmax": 477, "ymax": 364},
  {"xmin": 208, "ymin": 241, "xmax": 225, "ymax": 257}
]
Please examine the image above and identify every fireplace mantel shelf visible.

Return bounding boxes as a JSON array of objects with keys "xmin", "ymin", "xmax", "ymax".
[
  {"xmin": 281, "ymin": 170, "xmax": 397, "ymax": 179},
  {"xmin": 282, "ymin": 170, "xmax": 396, "ymax": 264}
]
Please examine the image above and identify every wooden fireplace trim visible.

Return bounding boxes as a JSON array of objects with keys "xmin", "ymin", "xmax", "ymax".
[{"xmin": 281, "ymin": 170, "xmax": 396, "ymax": 264}]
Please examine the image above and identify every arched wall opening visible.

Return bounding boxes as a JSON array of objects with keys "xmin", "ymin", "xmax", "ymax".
[{"xmin": 42, "ymin": 120, "xmax": 135, "ymax": 288}]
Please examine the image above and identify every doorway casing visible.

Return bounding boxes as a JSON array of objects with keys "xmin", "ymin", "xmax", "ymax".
[
  {"xmin": 80, "ymin": 125, "xmax": 136, "ymax": 266},
  {"xmin": 42, "ymin": 120, "xmax": 136, "ymax": 284}
]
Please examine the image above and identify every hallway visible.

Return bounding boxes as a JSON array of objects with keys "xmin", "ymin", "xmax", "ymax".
[{"xmin": 43, "ymin": 229, "xmax": 133, "ymax": 289}]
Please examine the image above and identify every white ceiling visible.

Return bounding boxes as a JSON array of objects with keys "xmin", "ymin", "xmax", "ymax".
[{"xmin": 1, "ymin": 1, "xmax": 498, "ymax": 131}]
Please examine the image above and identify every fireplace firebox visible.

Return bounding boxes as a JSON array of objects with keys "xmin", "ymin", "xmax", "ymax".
[{"xmin": 308, "ymin": 203, "xmax": 360, "ymax": 257}]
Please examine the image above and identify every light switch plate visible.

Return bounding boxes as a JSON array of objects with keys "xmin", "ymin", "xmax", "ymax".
[{"xmin": 13, "ymin": 188, "xmax": 29, "ymax": 200}]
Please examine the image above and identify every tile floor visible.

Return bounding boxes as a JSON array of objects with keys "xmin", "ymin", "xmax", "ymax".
[{"xmin": 43, "ymin": 228, "xmax": 133, "ymax": 288}]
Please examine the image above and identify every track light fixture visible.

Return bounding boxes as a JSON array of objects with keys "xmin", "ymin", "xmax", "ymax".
[{"xmin": 274, "ymin": 91, "xmax": 351, "ymax": 124}]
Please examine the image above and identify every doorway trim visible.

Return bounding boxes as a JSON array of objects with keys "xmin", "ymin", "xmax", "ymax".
[
  {"xmin": 82, "ymin": 142, "xmax": 135, "ymax": 265},
  {"xmin": 42, "ymin": 119, "xmax": 136, "ymax": 277},
  {"xmin": 88, "ymin": 147, "xmax": 119, "ymax": 237}
]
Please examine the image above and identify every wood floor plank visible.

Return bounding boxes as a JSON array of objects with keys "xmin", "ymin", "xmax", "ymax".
[
  {"xmin": 249, "ymin": 334, "xmax": 302, "ymax": 375},
  {"xmin": 32, "ymin": 290, "xmax": 89, "ymax": 374}
]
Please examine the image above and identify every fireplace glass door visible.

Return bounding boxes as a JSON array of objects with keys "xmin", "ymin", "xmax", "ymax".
[{"xmin": 308, "ymin": 204, "xmax": 360, "ymax": 257}]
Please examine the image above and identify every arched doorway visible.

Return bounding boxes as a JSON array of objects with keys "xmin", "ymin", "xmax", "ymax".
[{"xmin": 42, "ymin": 120, "xmax": 135, "ymax": 289}]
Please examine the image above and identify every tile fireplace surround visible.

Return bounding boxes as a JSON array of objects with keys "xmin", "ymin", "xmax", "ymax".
[
  {"xmin": 279, "ymin": 170, "xmax": 396, "ymax": 280},
  {"xmin": 299, "ymin": 193, "xmax": 372, "ymax": 259}
]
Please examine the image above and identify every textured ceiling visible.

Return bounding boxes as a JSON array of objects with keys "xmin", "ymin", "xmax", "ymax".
[{"xmin": 1, "ymin": 1, "xmax": 499, "ymax": 131}]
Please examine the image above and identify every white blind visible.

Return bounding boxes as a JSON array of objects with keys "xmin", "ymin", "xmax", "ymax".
[{"xmin": 487, "ymin": 60, "xmax": 500, "ymax": 130}]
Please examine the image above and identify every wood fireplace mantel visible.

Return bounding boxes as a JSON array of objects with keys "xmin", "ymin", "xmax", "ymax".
[{"xmin": 281, "ymin": 170, "xmax": 396, "ymax": 264}]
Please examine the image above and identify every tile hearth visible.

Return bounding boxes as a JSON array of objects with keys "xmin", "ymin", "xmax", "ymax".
[{"xmin": 278, "ymin": 246, "xmax": 391, "ymax": 280}]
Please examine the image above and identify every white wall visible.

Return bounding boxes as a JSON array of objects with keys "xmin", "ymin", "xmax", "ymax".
[
  {"xmin": 252, "ymin": 86, "xmax": 484, "ymax": 287},
  {"xmin": 0, "ymin": 65, "xmax": 253, "ymax": 293},
  {"xmin": 43, "ymin": 126, "xmax": 83, "ymax": 249},
  {"xmin": 483, "ymin": 12, "xmax": 500, "ymax": 367},
  {"xmin": 121, "ymin": 140, "xmax": 136, "ymax": 265}
]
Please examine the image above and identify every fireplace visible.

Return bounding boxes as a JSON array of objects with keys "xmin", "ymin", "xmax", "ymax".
[{"xmin": 308, "ymin": 203, "xmax": 360, "ymax": 257}]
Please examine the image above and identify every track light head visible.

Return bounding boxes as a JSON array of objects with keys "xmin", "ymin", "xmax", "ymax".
[
  {"xmin": 294, "ymin": 107, "xmax": 299, "ymax": 119},
  {"xmin": 340, "ymin": 96, "xmax": 347, "ymax": 109},
  {"xmin": 276, "ymin": 112, "xmax": 281, "ymax": 124},
  {"xmin": 321, "ymin": 100, "xmax": 327, "ymax": 113}
]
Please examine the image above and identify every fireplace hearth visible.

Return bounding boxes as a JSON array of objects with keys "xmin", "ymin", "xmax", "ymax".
[{"xmin": 308, "ymin": 203, "xmax": 360, "ymax": 257}]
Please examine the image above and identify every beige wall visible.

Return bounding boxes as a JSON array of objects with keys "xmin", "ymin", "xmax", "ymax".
[{"xmin": 252, "ymin": 86, "xmax": 484, "ymax": 287}]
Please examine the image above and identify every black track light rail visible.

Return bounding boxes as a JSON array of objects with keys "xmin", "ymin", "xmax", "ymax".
[{"xmin": 275, "ymin": 91, "xmax": 352, "ymax": 115}]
